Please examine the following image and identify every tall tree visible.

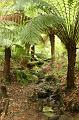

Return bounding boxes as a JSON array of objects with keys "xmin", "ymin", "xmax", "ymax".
[
  {"xmin": 0, "ymin": 21, "xmax": 16, "ymax": 82},
  {"xmin": 0, "ymin": 12, "xmax": 20, "ymax": 82},
  {"xmin": 13, "ymin": 0, "xmax": 56, "ymax": 63},
  {"xmin": 0, "ymin": 0, "xmax": 31, "ymax": 81},
  {"xmin": 4, "ymin": 47, "xmax": 11, "ymax": 82},
  {"xmin": 48, "ymin": 29, "xmax": 55, "ymax": 63},
  {"xmin": 20, "ymin": 0, "xmax": 79, "ymax": 89},
  {"xmin": 31, "ymin": 45, "xmax": 35, "ymax": 61}
]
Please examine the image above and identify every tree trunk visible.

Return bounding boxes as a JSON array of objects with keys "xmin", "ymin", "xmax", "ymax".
[
  {"xmin": 49, "ymin": 31, "xmax": 55, "ymax": 63},
  {"xmin": 66, "ymin": 41, "xmax": 76, "ymax": 89},
  {"xmin": 4, "ymin": 47, "xmax": 11, "ymax": 82},
  {"xmin": 31, "ymin": 45, "xmax": 35, "ymax": 61},
  {"xmin": 25, "ymin": 43, "xmax": 30, "ymax": 62}
]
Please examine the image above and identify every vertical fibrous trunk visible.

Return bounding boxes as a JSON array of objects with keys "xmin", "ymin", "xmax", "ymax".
[
  {"xmin": 4, "ymin": 47, "xmax": 11, "ymax": 82},
  {"xmin": 66, "ymin": 41, "xmax": 76, "ymax": 89},
  {"xmin": 25, "ymin": 43, "xmax": 30, "ymax": 62},
  {"xmin": 49, "ymin": 30, "xmax": 55, "ymax": 63},
  {"xmin": 31, "ymin": 45, "xmax": 35, "ymax": 61}
]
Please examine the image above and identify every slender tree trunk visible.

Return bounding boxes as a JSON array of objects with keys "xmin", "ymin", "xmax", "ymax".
[
  {"xmin": 25, "ymin": 43, "xmax": 30, "ymax": 62},
  {"xmin": 66, "ymin": 41, "xmax": 76, "ymax": 89},
  {"xmin": 4, "ymin": 47, "xmax": 11, "ymax": 82},
  {"xmin": 49, "ymin": 31, "xmax": 55, "ymax": 64},
  {"xmin": 31, "ymin": 45, "xmax": 35, "ymax": 61}
]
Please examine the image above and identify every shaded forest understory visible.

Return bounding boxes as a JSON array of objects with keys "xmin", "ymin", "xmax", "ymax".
[
  {"xmin": 0, "ymin": 63, "xmax": 79, "ymax": 120},
  {"xmin": 2, "ymin": 79, "xmax": 79, "ymax": 120},
  {"xmin": 2, "ymin": 84, "xmax": 79, "ymax": 120},
  {"xmin": 1, "ymin": 0, "xmax": 79, "ymax": 120}
]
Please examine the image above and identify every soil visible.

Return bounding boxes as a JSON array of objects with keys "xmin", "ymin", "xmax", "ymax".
[
  {"xmin": 1, "ymin": 81, "xmax": 79, "ymax": 120},
  {"xmin": 0, "ymin": 71, "xmax": 79, "ymax": 120},
  {"xmin": 3, "ymin": 83, "xmax": 48, "ymax": 120}
]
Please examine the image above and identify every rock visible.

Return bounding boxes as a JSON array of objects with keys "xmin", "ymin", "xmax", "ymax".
[
  {"xmin": 50, "ymin": 88, "xmax": 63, "ymax": 107},
  {"xmin": 37, "ymin": 87, "xmax": 52, "ymax": 99},
  {"xmin": 38, "ymin": 90, "xmax": 50, "ymax": 99}
]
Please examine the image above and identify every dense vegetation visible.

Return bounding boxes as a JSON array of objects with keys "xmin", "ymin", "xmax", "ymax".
[{"xmin": 0, "ymin": 0, "xmax": 79, "ymax": 120}]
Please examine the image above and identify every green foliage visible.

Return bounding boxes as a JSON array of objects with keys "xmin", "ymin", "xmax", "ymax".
[
  {"xmin": 52, "ymin": 62, "xmax": 67, "ymax": 79},
  {"xmin": 15, "ymin": 69, "xmax": 39, "ymax": 85},
  {"xmin": 0, "ymin": 0, "xmax": 14, "ymax": 15},
  {"xmin": 24, "ymin": 3, "xmax": 38, "ymax": 17},
  {"xmin": 0, "ymin": 21, "xmax": 19, "ymax": 47},
  {"xmin": 19, "ymin": 0, "xmax": 79, "ymax": 46},
  {"xmin": 35, "ymin": 53, "xmax": 50, "ymax": 61},
  {"xmin": 0, "ymin": 0, "xmax": 79, "ymax": 87},
  {"xmin": 13, "ymin": 45, "xmax": 26, "ymax": 58},
  {"xmin": 43, "ymin": 106, "xmax": 54, "ymax": 117},
  {"xmin": 68, "ymin": 0, "xmax": 74, "ymax": 5},
  {"xmin": 55, "ymin": 36, "xmax": 67, "ymax": 58},
  {"xmin": 1, "ymin": 0, "xmax": 79, "ymax": 46},
  {"xmin": 35, "ymin": 40, "xmax": 51, "ymax": 59},
  {"xmin": 15, "ymin": 69, "xmax": 32, "ymax": 84},
  {"xmin": 21, "ymin": 14, "xmax": 64, "ymax": 44}
]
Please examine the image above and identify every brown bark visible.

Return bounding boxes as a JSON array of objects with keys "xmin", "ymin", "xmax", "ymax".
[
  {"xmin": 4, "ymin": 47, "xmax": 11, "ymax": 82},
  {"xmin": 49, "ymin": 31, "xmax": 55, "ymax": 63},
  {"xmin": 25, "ymin": 43, "xmax": 30, "ymax": 60},
  {"xmin": 0, "ymin": 12, "xmax": 30, "ymax": 24},
  {"xmin": 31, "ymin": 45, "xmax": 35, "ymax": 61},
  {"xmin": 66, "ymin": 41, "xmax": 76, "ymax": 89}
]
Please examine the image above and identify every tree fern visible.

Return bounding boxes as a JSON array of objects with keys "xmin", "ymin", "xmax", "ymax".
[
  {"xmin": 18, "ymin": 0, "xmax": 79, "ymax": 44},
  {"xmin": 0, "ymin": 20, "xmax": 19, "ymax": 47},
  {"xmin": 20, "ymin": 14, "xmax": 66, "ymax": 44}
]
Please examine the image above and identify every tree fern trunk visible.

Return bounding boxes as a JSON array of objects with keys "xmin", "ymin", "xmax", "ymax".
[
  {"xmin": 31, "ymin": 45, "xmax": 35, "ymax": 61},
  {"xmin": 4, "ymin": 47, "xmax": 11, "ymax": 82},
  {"xmin": 25, "ymin": 43, "xmax": 30, "ymax": 62},
  {"xmin": 49, "ymin": 31, "xmax": 55, "ymax": 63},
  {"xmin": 66, "ymin": 41, "xmax": 76, "ymax": 89}
]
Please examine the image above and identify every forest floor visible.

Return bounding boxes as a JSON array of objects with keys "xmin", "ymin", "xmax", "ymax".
[
  {"xmin": 3, "ymin": 83, "xmax": 48, "ymax": 120},
  {"xmin": 0, "ymin": 70, "xmax": 79, "ymax": 120},
  {"xmin": 2, "ymin": 73, "xmax": 79, "ymax": 120}
]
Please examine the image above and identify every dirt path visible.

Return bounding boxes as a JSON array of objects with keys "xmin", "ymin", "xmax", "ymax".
[
  {"xmin": 2, "ymin": 72, "xmax": 79, "ymax": 120},
  {"xmin": 3, "ymin": 83, "xmax": 47, "ymax": 120}
]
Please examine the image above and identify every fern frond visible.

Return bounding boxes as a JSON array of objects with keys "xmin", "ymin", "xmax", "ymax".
[
  {"xmin": 20, "ymin": 14, "xmax": 68, "ymax": 45},
  {"xmin": 73, "ymin": 9, "xmax": 79, "ymax": 42},
  {"xmin": 0, "ymin": 21, "xmax": 19, "ymax": 47}
]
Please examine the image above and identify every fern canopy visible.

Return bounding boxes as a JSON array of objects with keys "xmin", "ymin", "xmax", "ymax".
[
  {"xmin": 0, "ymin": 0, "xmax": 79, "ymax": 46},
  {"xmin": 21, "ymin": 14, "xmax": 65, "ymax": 44},
  {"xmin": 18, "ymin": 0, "xmax": 79, "ymax": 45},
  {"xmin": 0, "ymin": 21, "xmax": 20, "ymax": 47}
]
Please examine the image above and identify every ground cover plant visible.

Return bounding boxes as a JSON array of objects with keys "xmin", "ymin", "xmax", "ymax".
[{"xmin": 0, "ymin": 0, "xmax": 79, "ymax": 120}]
